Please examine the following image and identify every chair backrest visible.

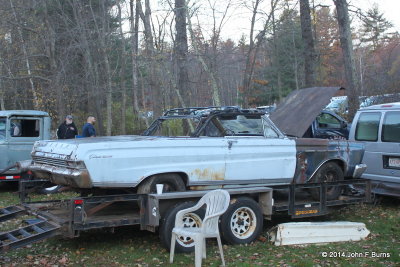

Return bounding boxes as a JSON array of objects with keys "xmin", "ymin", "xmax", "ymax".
[{"xmin": 198, "ymin": 189, "xmax": 230, "ymax": 232}]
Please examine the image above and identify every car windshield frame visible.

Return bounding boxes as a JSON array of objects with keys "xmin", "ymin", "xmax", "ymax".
[{"xmin": 143, "ymin": 110, "xmax": 274, "ymax": 138}]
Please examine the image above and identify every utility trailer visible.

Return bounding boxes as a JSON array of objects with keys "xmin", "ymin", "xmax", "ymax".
[{"xmin": 0, "ymin": 179, "xmax": 371, "ymax": 253}]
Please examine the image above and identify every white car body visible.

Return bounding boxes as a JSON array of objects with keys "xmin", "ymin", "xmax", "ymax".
[{"xmin": 31, "ymin": 135, "xmax": 296, "ymax": 188}]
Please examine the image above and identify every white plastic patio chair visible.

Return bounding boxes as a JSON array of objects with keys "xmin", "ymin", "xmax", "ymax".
[{"xmin": 169, "ymin": 189, "xmax": 230, "ymax": 267}]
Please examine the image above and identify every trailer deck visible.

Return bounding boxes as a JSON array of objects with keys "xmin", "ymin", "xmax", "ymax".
[{"xmin": 0, "ymin": 179, "xmax": 370, "ymax": 253}]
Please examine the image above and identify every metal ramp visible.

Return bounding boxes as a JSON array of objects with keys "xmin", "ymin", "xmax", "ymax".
[
  {"xmin": 0, "ymin": 206, "xmax": 25, "ymax": 222},
  {"xmin": 0, "ymin": 206, "xmax": 60, "ymax": 252}
]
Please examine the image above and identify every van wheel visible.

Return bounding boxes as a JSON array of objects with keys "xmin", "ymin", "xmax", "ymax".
[
  {"xmin": 310, "ymin": 162, "xmax": 344, "ymax": 200},
  {"xmin": 220, "ymin": 197, "xmax": 263, "ymax": 245},
  {"xmin": 159, "ymin": 202, "xmax": 205, "ymax": 253},
  {"xmin": 137, "ymin": 174, "xmax": 185, "ymax": 194}
]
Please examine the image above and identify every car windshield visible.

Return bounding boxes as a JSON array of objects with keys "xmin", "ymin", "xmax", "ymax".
[
  {"xmin": 146, "ymin": 117, "xmax": 201, "ymax": 136},
  {"xmin": 0, "ymin": 118, "xmax": 6, "ymax": 140},
  {"xmin": 145, "ymin": 114, "xmax": 265, "ymax": 137},
  {"xmin": 214, "ymin": 115, "xmax": 264, "ymax": 136}
]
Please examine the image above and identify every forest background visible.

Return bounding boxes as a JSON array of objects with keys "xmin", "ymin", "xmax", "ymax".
[{"xmin": 0, "ymin": 0, "xmax": 399, "ymax": 135}]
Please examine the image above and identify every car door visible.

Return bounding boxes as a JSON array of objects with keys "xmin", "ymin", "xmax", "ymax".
[
  {"xmin": 313, "ymin": 112, "xmax": 349, "ymax": 139},
  {"xmin": 223, "ymin": 115, "xmax": 296, "ymax": 184},
  {"xmin": 7, "ymin": 116, "xmax": 43, "ymax": 170}
]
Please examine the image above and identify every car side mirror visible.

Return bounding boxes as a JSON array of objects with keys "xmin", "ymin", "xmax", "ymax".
[{"xmin": 340, "ymin": 121, "xmax": 347, "ymax": 128}]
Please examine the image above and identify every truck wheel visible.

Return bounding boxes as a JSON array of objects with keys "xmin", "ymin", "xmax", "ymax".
[
  {"xmin": 137, "ymin": 174, "xmax": 185, "ymax": 194},
  {"xmin": 220, "ymin": 197, "xmax": 263, "ymax": 245},
  {"xmin": 310, "ymin": 162, "xmax": 344, "ymax": 201},
  {"xmin": 159, "ymin": 202, "xmax": 205, "ymax": 253}
]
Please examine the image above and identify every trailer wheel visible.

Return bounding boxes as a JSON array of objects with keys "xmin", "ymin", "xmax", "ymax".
[
  {"xmin": 38, "ymin": 185, "xmax": 62, "ymax": 194},
  {"xmin": 159, "ymin": 202, "xmax": 205, "ymax": 253},
  {"xmin": 137, "ymin": 174, "xmax": 185, "ymax": 194},
  {"xmin": 310, "ymin": 162, "xmax": 344, "ymax": 200},
  {"xmin": 220, "ymin": 197, "xmax": 263, "ymax": 245}
]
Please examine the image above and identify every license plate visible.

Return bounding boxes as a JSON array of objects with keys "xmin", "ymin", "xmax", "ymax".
[{"xmin": 388, "ymin": 157, "xmax": 400, "ymax": 168}]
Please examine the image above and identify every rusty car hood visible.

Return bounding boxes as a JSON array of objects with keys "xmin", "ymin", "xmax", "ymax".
[{"xmin": 269, "ymin": 87, "xmax": 344, "ymax": 137}]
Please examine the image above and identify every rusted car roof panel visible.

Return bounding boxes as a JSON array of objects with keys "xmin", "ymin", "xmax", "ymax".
[{"xmin": 269, "ymin": 87, "xmax": 344, "ymax": 137}]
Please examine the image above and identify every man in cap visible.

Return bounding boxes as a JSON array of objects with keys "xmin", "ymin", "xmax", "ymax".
[{"xmin": 57, "ymin": 115, "xmax": 78, "ymax": 139}]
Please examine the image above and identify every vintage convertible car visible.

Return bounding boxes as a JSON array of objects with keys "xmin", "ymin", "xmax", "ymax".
[{"xmin": 28, "ymin": 89, "xmax": 366, "ymax": 200}]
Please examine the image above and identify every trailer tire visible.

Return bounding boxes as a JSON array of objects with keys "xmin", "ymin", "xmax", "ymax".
[
  {"xmin": 310, "ymin": 162, "xmax": 344, "ymax": 201},
  {"xmin": 159, "ymin": 201, "xmax": 205, "ymax": 253},
  {"xmin": 137, "ymin": 174, "xmax": 185, "ymax": 194},
  {"xmin": 38, "ymin": 184, "xmax": 62, "ymax": 194},
  {"xmin": 220, "ymin": 197, "xmax": 263, "ymax": 245}
]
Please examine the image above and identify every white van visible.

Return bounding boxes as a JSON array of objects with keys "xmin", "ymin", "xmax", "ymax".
[{"xmin": 349, "ymin": 102, "xmax": 400, "ymax": 197}]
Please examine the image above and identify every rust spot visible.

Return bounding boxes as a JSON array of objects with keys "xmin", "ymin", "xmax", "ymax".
[
  {"xmin": 230, "ymin": 198, "xmax": 237, "ymax": 204},
  {"xmin": 192, "ymin": 168, "xmax": 225, "ymax": 181}
]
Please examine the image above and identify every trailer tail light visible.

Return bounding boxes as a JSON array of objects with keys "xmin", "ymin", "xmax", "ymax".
[
  {"xmin": 74, "ymin": 199, "xmax": 84, "ymax": 205},
  {"xmin": 0, "ymin": 175, "xmax": 21, "ymax": 180}
]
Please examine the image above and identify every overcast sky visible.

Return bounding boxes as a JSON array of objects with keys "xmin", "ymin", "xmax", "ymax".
[{"xmin": 123, "ymin": 0, "xmax": 400, "ymax": 43}]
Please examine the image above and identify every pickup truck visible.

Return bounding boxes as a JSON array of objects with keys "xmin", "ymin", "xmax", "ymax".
[
  {"xmin": 0, "ymin": 110, "xmax": 51, "ymax": 181},
  {"xmin": 28, "ymin": 105, "xmax": 366, "ymax": 200}
]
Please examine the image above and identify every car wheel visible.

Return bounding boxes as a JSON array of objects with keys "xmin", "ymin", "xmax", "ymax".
[
  {"xmin": 159, "ymin": 201, "xmax": 205, "ymax": 253},
  {"xmin": 220, "ymin": 197, "xmax": 263, "ymax": 245},
  {"xmin": 137, "ymin": 174, "xmax": 185, "ymax": 194},
  {"xmin": 310, "ymin": 162, "xmax": 344, "ymax": 200}
]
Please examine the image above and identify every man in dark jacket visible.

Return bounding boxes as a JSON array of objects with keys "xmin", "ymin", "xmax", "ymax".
[
  {"xmin": 81, "ymin": 116, "xmax": 96, "ymax": 137},
  {"xmin": 57, "ymin": 115, "xmax": 78, "ymax": 139}
]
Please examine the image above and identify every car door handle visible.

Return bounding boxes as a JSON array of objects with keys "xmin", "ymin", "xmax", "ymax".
[{"xmin": 228, "ymin": 140, "xmax": 238, "ymax": 149}]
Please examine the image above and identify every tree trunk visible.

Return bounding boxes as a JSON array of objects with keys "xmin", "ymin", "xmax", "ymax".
[
  {"xmin": 9, "ymin": 0, "xmax": 39, "ymax": 109},
  {"xmin": 174, "ymin": 0, "xmax": 190, "ymax": 107},
  {"xmin": 333, "ymin": 0, "xmax": 359, "ymax": 120},
  {"xmin": 300, "ymin": 0, "xmax": 317, "ymax": 87},
  {"xmin": 117, "ymin": 3, "xmax": 127, "ymax": 135},
  {"xmin": 89, "ymin": 0, "xmax": 113, "ymax": 136},
  {"xmin": 130, "ymin": 0, "xmax": 140, "ymax": 114},
  {"xmin": 0, "ymin": 55, "xmax": 4, "ymax": 110}
]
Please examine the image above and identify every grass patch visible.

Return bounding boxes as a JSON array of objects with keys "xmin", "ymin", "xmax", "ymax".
[{"xmin": 0, "ymin": 185, "xmax": 399, "ymax": 266}]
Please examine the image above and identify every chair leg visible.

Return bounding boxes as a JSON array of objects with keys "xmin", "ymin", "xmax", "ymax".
[
  {"xmin": 216, "ymin": 235, "xmax": 225, "ymax": 266},
  {"xmin": 170, "ymin": 232, "xmax": 176, "ymax": 264},
  {"xmin": 202, "ymin": 238, "xmax": 206, "ymax": 259},
  {"xmin": 195, "ymin": 238, "xmax": 203, "ymax": 267}
]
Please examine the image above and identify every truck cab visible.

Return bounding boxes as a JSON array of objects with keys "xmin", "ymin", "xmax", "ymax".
[{"xmin": 0, "ymin": 110, "xmax": 51, "ymax": 180}]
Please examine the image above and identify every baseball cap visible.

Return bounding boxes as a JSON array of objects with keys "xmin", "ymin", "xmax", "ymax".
[{"xmin": 66, "ymin": 115, "xmax": 73, "ymax": 120}]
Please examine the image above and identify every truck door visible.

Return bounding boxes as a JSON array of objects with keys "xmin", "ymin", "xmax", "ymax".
[
  {"xmin": 7, "ymin": 116, "xmax": 43, "ymax": 171},
  {"xmin": 220, "ymin": 114, "xmax": 296, "ymax": 184}
]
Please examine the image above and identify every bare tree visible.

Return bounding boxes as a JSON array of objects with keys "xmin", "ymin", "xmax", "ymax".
[
  {"xmin": 174, "ymin": 0, "xmax": 190, "ymax": 107},
  {"xmin": 333, "ymin": 0, "xmax": 359, "ymax": 119},
  {"xmin": 300, "ymin": 0, "xmax": 317, "ymax": 87},
  {"xmin": 9, "ymin": 0, "xmax": 39, "ymax": 109},
  {"xmin": 186, "ymin": 1, "xmax": 222, "ymax": 105},
  {"xmin": 242, "ymin": 0, "xmax": 279, "ymax": 105},
  {"xmin": 117, "ymin": 2, "xmax": 127, "ymax": 135}
]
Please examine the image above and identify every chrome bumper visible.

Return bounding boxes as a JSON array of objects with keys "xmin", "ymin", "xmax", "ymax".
[
  {"xmin": 28, "ymin": 163, "xmax": 93, "ymax": 188},
  {"xmin": 353, "ymin": 164, "xmax": 367, "ymax": 178}
]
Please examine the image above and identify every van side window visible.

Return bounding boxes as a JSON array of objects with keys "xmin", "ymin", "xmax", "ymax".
[
  {"xmin": 382, "ymin": 111, "xmax": 400, "ymax": 142},
  {"xmin": 355, "ymin": 112, "xmax": 381, "ymax": 141}
]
